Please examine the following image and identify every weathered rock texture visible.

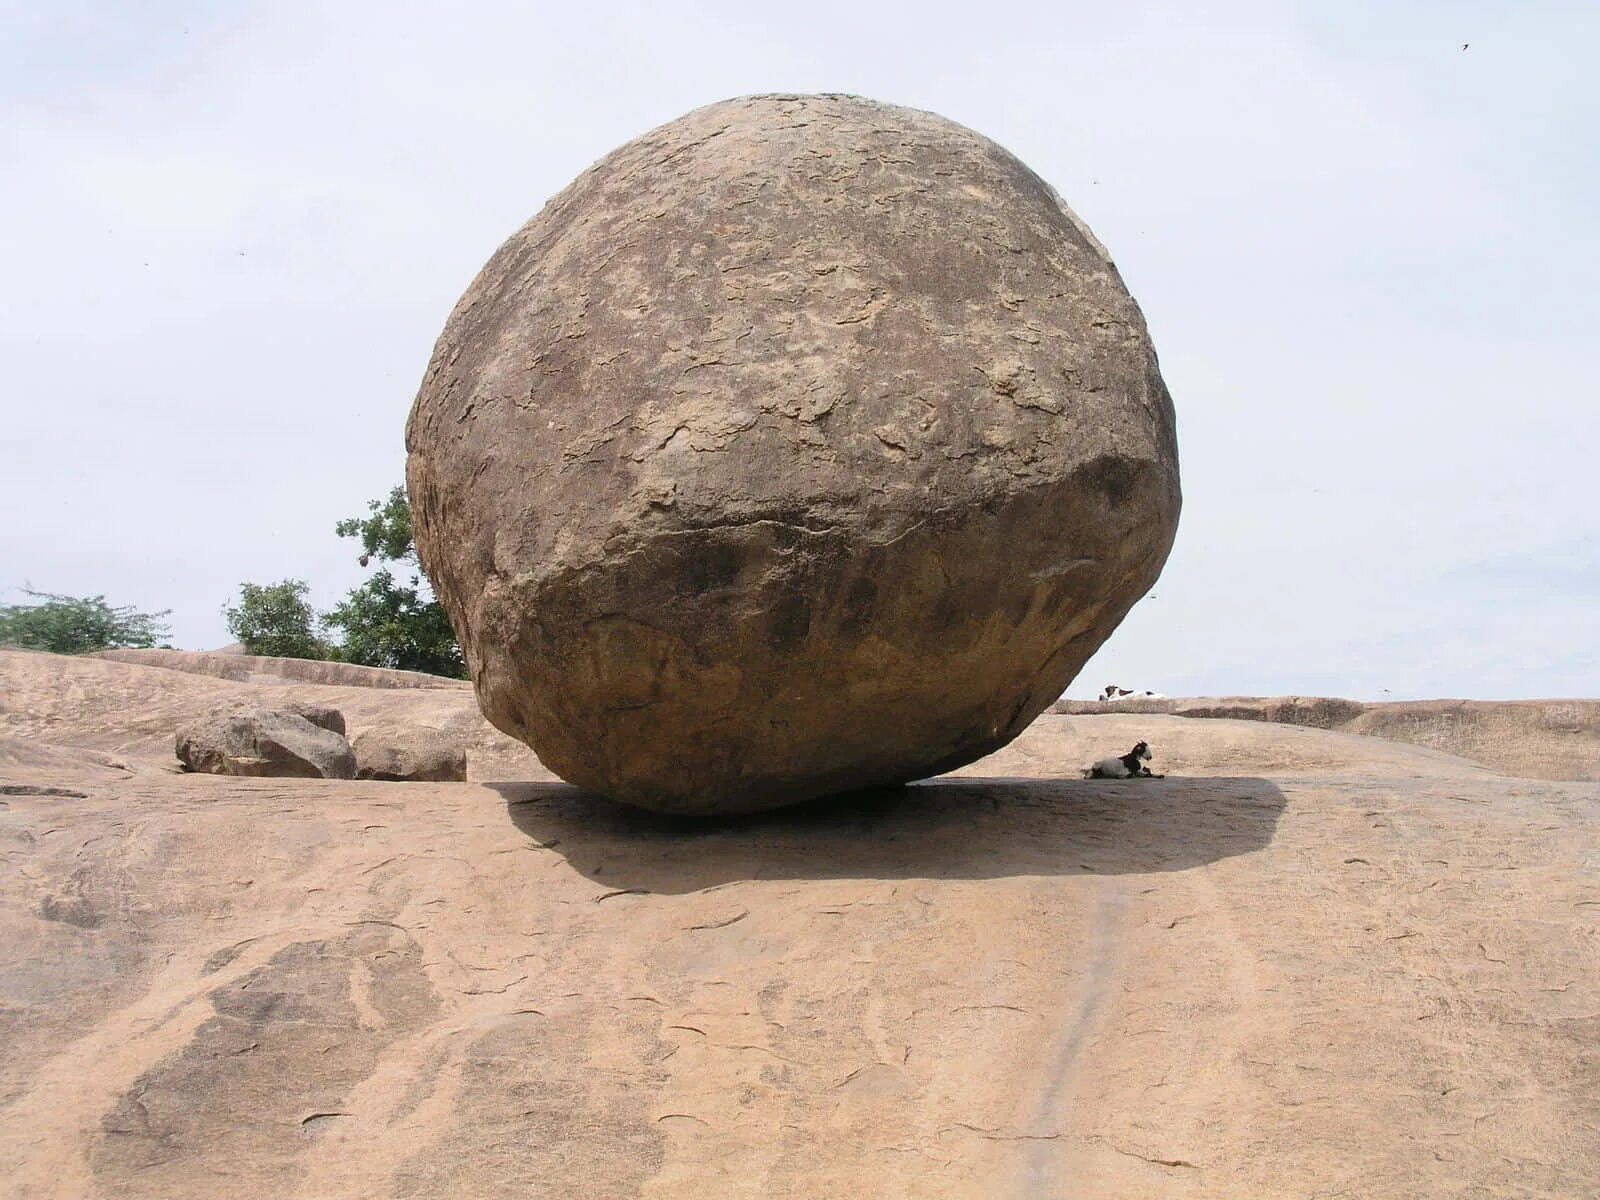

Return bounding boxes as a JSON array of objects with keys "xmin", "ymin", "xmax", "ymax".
[
  {"xmin": 352, "ymin": 726, "xmax": 467, "ymax": 782},
  {"xmin": 283, "ymin": 702, "xmax": 346, "ymax": 737},
  {"xmin": 0, "ymin": 649, "xmax": 544, "ymax": 783},
  {"xmin": 5, "ymin": 650, "xmax": 1600, "ymax": 1198},
  {"xmin": 406, "ymin": 94, "xmax": 1180, "ymax": 812},
  {"xmin": 175, "ymin": 704, "xmax": 356, "ymax": 779},
  {"xmin": 95, "ymin": 648, "xmax": 464, "ymax": 690}
]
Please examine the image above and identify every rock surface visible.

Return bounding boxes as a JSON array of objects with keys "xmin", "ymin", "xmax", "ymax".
[
  {"xmin": 0, "ymin": 649, "xmax": 543, "ymax": 782},
  {"xmin": 96, "ymin": 648, "xmax": 464, "ymax": 690},
  {"xmin": 351, "ymin": 726, "xmax": 467, "ymax": 782},
  {"xmin": 1053, "ymin": 694, "xmax": 1600, "ymax": 781},
  {"xmin": 175, "ymin": 704, "xmax": 356, "ymax": 779},
  {"xmin": 406, "ymin": 93, "xmax": 1180, "ymax": 813},
  {"xmin": 282, "ymin": 701, "xmax": 346, "ymax": 737},
  {"xmin": 3, "ymin": 650, "xmax": 1599, "ymax": 1198}
]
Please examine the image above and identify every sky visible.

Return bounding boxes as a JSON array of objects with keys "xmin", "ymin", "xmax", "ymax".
[{"xmin": 2, "ymin": 0, "xmax": 1595, "ymax": 700}]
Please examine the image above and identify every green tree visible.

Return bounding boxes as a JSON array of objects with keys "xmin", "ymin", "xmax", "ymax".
[
  {"xmin": 335, "ymin": 485, "xmax": 415, "ymax": 566},
  {"xmin": 0, "ymin": 589, "xmax": 171, "ymax": 654},
  {"xmin": 324, "ymin": 568, "xmax": 464, "ymax": 677},
  {"xmin": 325, "ymin": 487, "xmax": 466, "ymax": 678},
  {"xmin": 224, "ymin": 579, "xmax": 329, "ymax": 659}
]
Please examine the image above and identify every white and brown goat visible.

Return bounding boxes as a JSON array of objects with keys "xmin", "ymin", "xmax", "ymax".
[{"xmin": 1083, "ymin": 740, "xmax": 1164, "ymax": 779}]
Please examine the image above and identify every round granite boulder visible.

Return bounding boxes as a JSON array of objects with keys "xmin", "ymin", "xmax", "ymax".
[{"xmin": 406, "ymin": 94, "xmax": 1180, "ymax": 813}]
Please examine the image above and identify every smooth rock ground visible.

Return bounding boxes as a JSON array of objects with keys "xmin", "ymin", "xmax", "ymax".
[
  {"xmin": 1054, "ymin": 694, "xmax": 1600, "ymax": 782},
  {"xmin": 406, "ymin": 93, "xmax": 1180, "ymax": 812},
  {"xmin": 2, "ymin": 648, "xmax": 1597, "ymax": 1198}
]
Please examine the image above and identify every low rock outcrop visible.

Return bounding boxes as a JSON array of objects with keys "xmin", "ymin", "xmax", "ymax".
[{"xmin": 96, "ymin": 648, "xmax": 465, "ymax": 690}]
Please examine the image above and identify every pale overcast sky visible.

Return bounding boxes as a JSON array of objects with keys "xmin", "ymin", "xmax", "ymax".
[{"xmin": 2, "ymin": 1, "xmax": 1595, "ymax": 700}]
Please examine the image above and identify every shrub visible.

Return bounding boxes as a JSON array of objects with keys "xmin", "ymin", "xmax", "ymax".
[
  {"xmin": 0, "ymin": 590, "xmax": 171, "ymax": 654},
  {"xmin": 224, "ymin": 579, "xmax": 329, "ymax": 660}
]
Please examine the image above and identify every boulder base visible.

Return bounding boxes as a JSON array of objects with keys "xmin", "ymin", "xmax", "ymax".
[{"xmin": 406, "ymin": 93, "xmax": 1180, "ymax": 812}]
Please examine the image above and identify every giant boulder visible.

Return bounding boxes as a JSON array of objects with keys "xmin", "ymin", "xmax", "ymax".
[{"xmin": 406, "ymin": 93, "xmax": 1180, "ymax": 813}]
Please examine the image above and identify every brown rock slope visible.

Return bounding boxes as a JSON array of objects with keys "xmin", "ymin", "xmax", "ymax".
[
  {"xmin": 1054, "ymin": 695, "xmax": 1600, "ymax": 782},
  {"xmin": 1, "ymin": 649, "xmax": 542, "ymax": 783},
  {"xmin": 2, "ymin": 649, "xmax": 1597, "ymax": 1198}
]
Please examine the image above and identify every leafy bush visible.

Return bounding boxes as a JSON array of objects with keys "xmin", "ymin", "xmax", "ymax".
[
  {"xmin": 224, "ymin": 489, "xmax": 465, "ymax": 677},
  {"xmin": 223, "ymin": 579, "xmax": 329, "ymax": 660},
  {"xmin": 0, "ymin": 590, "xmax": 171, "ymax": 654}
]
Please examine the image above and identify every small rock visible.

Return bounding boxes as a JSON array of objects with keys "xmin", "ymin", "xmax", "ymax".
[
  {"xmin": 176, "ymin": 705, "xmax": 356, "ymax": 779},
  {"xmin": 351, "ymin": 728, "xmax": 466, "ymax": 782}
]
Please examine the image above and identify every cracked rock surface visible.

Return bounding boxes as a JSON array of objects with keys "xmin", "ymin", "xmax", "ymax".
[{"xmin": 406, "ymin": 93, "xmax": 1180, "ymax": 812}]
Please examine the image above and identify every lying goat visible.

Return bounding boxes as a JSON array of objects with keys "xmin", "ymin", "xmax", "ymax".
[
  {"xmin": 1083, "ymin": 740, "xmax": 1164, "ymax": 779},
  {"xmin": 1099, "ymin": 684, "xmax": 1167, "ymax": 702}
]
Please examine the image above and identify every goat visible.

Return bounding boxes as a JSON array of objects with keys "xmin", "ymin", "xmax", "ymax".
[
  {"xmin": 1083, "ymin": 740, "xmax": 1164, "ymax": 779},
  {"xmin": 1099, "ymin": 683, "xmax": 1167, "ymax": 702}
]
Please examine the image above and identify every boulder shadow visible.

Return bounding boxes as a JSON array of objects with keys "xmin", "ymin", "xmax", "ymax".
[{"xmin": 492, "ymin": 774, "xmax": 1286, "ymax": 896}]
